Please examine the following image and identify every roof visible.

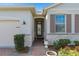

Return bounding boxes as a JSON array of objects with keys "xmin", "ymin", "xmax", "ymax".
[
  {"xmin": 0, "ymin": 6, "xmax": 36, "ymax": 16},
  {"xmin": 0, "ymin": 4, "xmax": 64, "ymax": 17},
  {"xmin": 43, "ymin": 3, "xmax": 63, "ymax": 15}
]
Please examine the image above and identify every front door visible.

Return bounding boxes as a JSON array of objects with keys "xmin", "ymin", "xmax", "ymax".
[{"xmin": 35, "ymin": 19, "xmax": 44, "ymax": 39}]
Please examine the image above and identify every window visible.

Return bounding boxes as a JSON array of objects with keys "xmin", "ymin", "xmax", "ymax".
[
  {"xmin": 55, "ymin": 15, "xmax": 65, "ymax": 32},
  {"xmin": 37, "ymin": 23, "xmax": 41, "ymax": 35}
]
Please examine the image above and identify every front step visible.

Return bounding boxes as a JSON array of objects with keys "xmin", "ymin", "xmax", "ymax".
[{"xmin": 35, "ymin": 37, "xmax": 44, "ymax": 39}]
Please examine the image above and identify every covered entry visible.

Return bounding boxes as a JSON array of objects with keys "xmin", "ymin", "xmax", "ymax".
[{"xmin": 34, "ymin": 18, "xmax": 44, "ymax": 39}]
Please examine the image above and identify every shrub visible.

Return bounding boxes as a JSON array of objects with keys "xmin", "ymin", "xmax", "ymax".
[
  {"xmin": 14, "ymin": 34, "xmax": 25, "ymax": 52},
  {"xmin": 58, "ymin": 48, "xmax": 79, "ymax": 56},
  {"xmin": 53, "ymin": 39, "xmax": 71, "ymax": 50},
  {"xmin": 53, "ymin": 40, "xmax": 61, "ymax": 50},
  {"xmin": 58, "ymin": 39, "xmax": 71, "ymax": 47},
  {"xmin": 74, "ymin": 40, "xmax": 79, "ymax": 46}
]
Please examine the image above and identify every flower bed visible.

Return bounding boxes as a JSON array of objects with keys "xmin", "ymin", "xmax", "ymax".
[
  {"xmin": 48, "ymin": 45, "xmax": 79, "ymax": 56},
  {"xmin": 48, "ymin": 39, "xmax": 79, "ymax": 56},
  {"xmin": 58, "ymin": 46, "xmax": 79, "ymax": 56}
]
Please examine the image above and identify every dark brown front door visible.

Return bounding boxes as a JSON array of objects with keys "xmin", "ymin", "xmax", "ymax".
[{"xmin": 35, "ymin": 19, "xmax": 44, "ymax": 38}]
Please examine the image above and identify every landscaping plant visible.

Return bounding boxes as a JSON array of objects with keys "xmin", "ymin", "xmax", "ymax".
[
  {"xmin": 14, "ymin": 34, "xmax": 25, "ymax": 52},
  {"xmin": 58, "ymin": 39, "xmax": 71, "ymax": 47},
  {"xmin": 74, "ymin": 40, "xmax": 79, "ymax": 46},
  {"xmin": 53, "ymin": 40, "xmax": 61, "ymax": 50},
  {"xmin": 58, "ymin": 47, "xmax": 79, "ymax": 56},
  {"xmin": 53, "ymin": 39, "xmax": 71, "ymax": 50}
]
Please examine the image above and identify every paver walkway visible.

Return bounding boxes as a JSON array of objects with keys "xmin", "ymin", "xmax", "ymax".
[
  {"xmin": 0, "ymin": 48, "xmax": 15, "ymax": 56},
  {"xmin": 31, "ymin": 39, "xmax": 46, "ymax": 56},
  {"xmin": 0, "ymin": 48, "xmax": 31, "ymax": 56},
  {"xmin": 0, "ymin": 39, "xmax": 46, "ymax": 56}
]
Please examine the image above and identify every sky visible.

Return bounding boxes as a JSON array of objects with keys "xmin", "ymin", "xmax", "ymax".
[
  {"xmin": 0, "ymin": 3, "xmax": 52, "ymax": 11},
  {"xmin": 30, "ymin": 3, "xmax": 52, "ymax": 11}
]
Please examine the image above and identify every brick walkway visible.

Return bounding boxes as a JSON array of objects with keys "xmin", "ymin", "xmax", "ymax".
[
  {"xmin": 0, "ymin": 39, "xmax": 46, "ymax": 56},
  {"xmin": 31, "ymin": 39, "xmax": 46, "ymax": 56},
  {"xmin": 0, "ymin": 48, "xmax": 15, "ymax": 56}
]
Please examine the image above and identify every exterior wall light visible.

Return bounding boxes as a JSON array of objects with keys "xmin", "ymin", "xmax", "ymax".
[{"xmin": 23, "ymin": 21, "xmax": 26, "ymax": 25}]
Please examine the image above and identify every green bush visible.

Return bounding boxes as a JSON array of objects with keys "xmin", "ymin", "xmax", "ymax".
[
  {"xmin": 58, "ymin": 48, "xmax": 79, "ymax": 56},
  {"xmin": 53, "ymin": 39, "xmax": 71, "ymax": 50},
  {"xmin": 53, "ymin": 40, "xmax": 61, "ymax": 50},
  {"xmin": 14, "ymin": 34, "xmax": 25, "ymax": 52},
  {"xmin": 59, "ymin": 39, "xmax": 71, "ymax": 47},
  {"xmin": 74, "ymin": 40, "xmax": 79, "ymax": 46}
]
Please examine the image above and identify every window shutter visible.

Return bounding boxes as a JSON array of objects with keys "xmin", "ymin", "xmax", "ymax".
[
  {"xmin": 66, "ymin": 14, "xmax": 71, "ymax": 33},
  {"xmin": 50, "ymin": 15, "xmax": 55, "ymax": 33},
  {"xmin": 75, "ymin": 14, "xmax": 79, "ymax": 33}
]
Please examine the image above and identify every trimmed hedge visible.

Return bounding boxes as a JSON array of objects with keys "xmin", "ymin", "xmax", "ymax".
[{"xmin": 14, "ymin": 34, "xmax": 25, "ymax": 52}]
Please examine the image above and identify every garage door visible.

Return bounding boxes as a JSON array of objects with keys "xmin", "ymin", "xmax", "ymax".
[{"xmin": 0, "ymin": 20, "xmax": 19, "ymax": 48}]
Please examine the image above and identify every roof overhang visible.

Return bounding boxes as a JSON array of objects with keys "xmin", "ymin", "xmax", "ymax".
[
  {"xmin": 0, "ymin": 6, "xmax": 36, "ymax": 16},
  {"xmin": 34, "ymin": 14, "xmax": 45, "ymax": 19},
  {"xmin": 43, "ymin": 3, "xmax": 63, "ymax": 16}
]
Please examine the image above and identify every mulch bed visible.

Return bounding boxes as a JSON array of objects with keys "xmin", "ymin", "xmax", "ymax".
[{"xmin": 48, "ymin": 45, "xmax": 57, "ymax": 52}]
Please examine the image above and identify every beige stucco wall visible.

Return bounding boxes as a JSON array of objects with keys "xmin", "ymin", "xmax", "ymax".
[{"xmin": 0, "ymin": 10, "xmax": 34, "ymax": 48}]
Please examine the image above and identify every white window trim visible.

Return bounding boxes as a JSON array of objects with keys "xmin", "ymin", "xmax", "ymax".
[
  {"xmin": 65, "ymin": 15, "xmax": 66, "ymax": 33},
  {"xmin": 71, "ymin": 14, "xmax": 75, "ymax": 33},
  {"xmin": 55, "ymin": 14, "xmax": 66, "ymax": 33}
]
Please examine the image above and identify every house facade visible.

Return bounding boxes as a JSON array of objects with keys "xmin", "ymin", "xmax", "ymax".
[
  {"xmin": 44, "ymin": 3, "xmax": 79, "ymax": 45},
  {"xmin": 0, "ymin": 3, "xmax": 79, "ymax": 48}
]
